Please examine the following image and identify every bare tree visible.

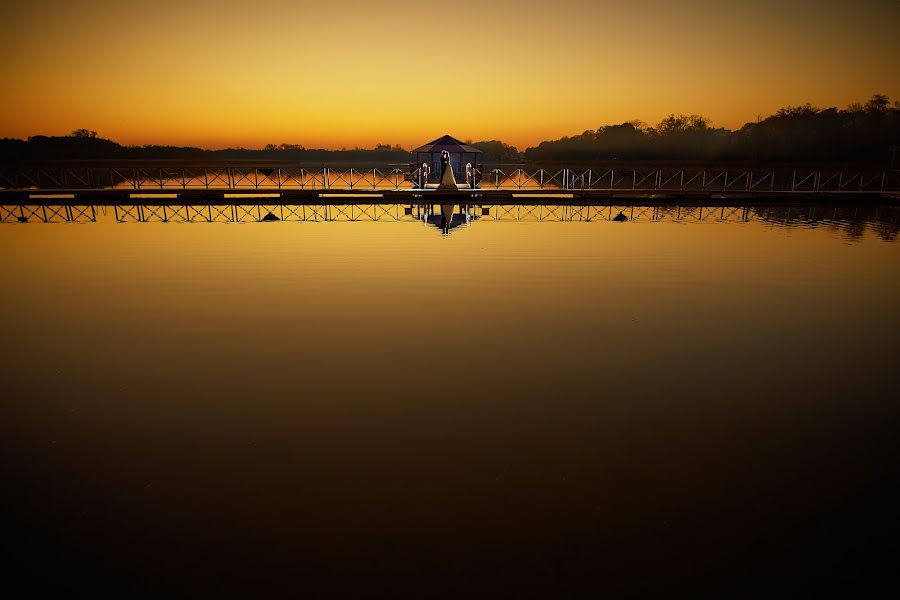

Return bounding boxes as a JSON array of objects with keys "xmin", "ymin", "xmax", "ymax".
[
  {"xmin": 71, "ymin": 128, "xmax": 97, "ymax": 138},
  {"xmin": 864, "ymin": 94, "xmax": 890, "ymax": 114}
]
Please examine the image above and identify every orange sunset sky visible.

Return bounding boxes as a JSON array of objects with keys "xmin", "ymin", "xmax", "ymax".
[{"xmin": 1, "ymin": 0, "xmax": 898, "ymax": 150}]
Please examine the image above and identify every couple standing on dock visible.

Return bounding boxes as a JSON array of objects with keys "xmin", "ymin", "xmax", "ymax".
[
  {"xmin": 438, "ymin": 150, "xmax": 457, "ymax": 190},
  {"xmin": 438, "ymin": 150, "xmax": 474, "ymax": 190}
]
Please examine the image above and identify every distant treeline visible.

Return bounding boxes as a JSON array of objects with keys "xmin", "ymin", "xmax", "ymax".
[
  {"xmin": 0, "ymin": 132, "xmax": 414, "ymax": 164},
  {"xmin": 2, "ymin": 95, "xmax": 898, "ymax": 165},
  {"xmin": 525, "ymin": 94, "xmax": 900, "ymax": 164},
  {"xmin": 0, "ymin": 132, "xmax": 520, "ymax": 164}
]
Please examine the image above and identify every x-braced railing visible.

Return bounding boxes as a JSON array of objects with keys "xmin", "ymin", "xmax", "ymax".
[{"xmin": 1, "ymin": 166, "xmax": 898, "ymax": 193}]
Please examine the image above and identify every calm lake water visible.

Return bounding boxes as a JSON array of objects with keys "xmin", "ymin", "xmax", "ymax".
[{"xmin": 2, "ymin": 203, "xmax": 899, "ymax": 596}]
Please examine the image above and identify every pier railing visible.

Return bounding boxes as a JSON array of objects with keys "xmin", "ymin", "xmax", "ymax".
[
  {"xmin": 481, "ymin": 167, "xmax": 899, "ymax": 193},
  {"xmin": 3, "ymin": 203, "xmax": 898, "ymax": 238},
  {"xmin": 1, "ymin": 166, "xmax": 898, "ymax": 194}
]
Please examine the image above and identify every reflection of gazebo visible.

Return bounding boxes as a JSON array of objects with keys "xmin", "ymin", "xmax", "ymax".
[{"xmin": 412, "ymin": 135, "xmax": 482, "ymax": 185}]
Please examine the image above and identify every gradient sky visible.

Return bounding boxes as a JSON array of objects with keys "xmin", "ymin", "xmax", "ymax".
[{"xmin": 1, "ymin": 0, "xmax": 898, "ymax": 150}]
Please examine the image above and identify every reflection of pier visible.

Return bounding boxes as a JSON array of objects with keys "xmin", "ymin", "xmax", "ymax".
[
  {"xmin": 1, "ymin": 164, "xmax": 899, "ymax": 201},
  {"xmin": 3, "ymin": 203, "xmax": 899, "ymax": 239}
]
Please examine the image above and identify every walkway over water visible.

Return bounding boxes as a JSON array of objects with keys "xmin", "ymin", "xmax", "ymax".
[{"xmin": 2, "ymin": 164, "xmax": 899, "ymax": 201}]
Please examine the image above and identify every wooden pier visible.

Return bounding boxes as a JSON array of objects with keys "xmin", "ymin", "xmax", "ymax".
[
  {"xmin": 3, "ymin": 188, "xmax": 899, "ymax": 206},
  {"xmin": 1, "ymin": 164, "xmax": 898, "ymax": 204}
]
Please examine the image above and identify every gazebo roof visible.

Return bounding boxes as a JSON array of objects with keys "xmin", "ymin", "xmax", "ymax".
[{"xmin": 412, "ymin": 134, "xmax": 482, "ymax": 154}]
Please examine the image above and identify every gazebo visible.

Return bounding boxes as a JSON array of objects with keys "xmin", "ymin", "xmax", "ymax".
[{"xmin": 412, "ymin": 134, "xmax": 482, "ymax": 186}]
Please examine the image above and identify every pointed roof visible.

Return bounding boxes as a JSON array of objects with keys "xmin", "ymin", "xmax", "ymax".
[{"xmin": 412, "ymin": 134, "xmax": 482, "ymax": 154}]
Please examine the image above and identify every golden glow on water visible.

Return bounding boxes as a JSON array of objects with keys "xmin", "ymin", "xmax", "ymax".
[
  {"xmin": 2, "ymin": 207, "xmax": 900, "ymax": 593},
  {"xmin": 3, "ymin": 209, "xmax": 899, "ymax": 346},
  {"xmin": 3, "ymin": 209, "xmax": 898, "ymax": 438},
  {"xmin": 1, "ymin": 1, "xmax": 899, "ymax": 149}
]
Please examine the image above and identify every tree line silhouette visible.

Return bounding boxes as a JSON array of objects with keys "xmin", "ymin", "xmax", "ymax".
[
  {"xmin": 1, "ymin": 94, "xmax": 897, "ymax": 165},
  {"xmin": 525, "ymin": 94, "xmax": 899, "ymax": 164},
  {"xmin": 0, "ymin": 131, "xmax": 522, "ymax": 164}
]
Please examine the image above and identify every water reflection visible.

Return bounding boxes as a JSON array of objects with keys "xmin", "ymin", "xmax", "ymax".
[
  {"xmin": 2, "ymin": 202, "xmax": 898, "ymax": 241},
  {"xmin": 425, "ymin": 203, "xmax": 476, "ymax": 234},
  {"xmin": 3, "ymin": 196, "xmax": 899, "ymax": 596}
]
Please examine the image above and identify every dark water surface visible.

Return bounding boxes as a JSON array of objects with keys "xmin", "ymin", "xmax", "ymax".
[{"xmin": 2, "ymin": 204, "xmax": 899, "ymax": 596}]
